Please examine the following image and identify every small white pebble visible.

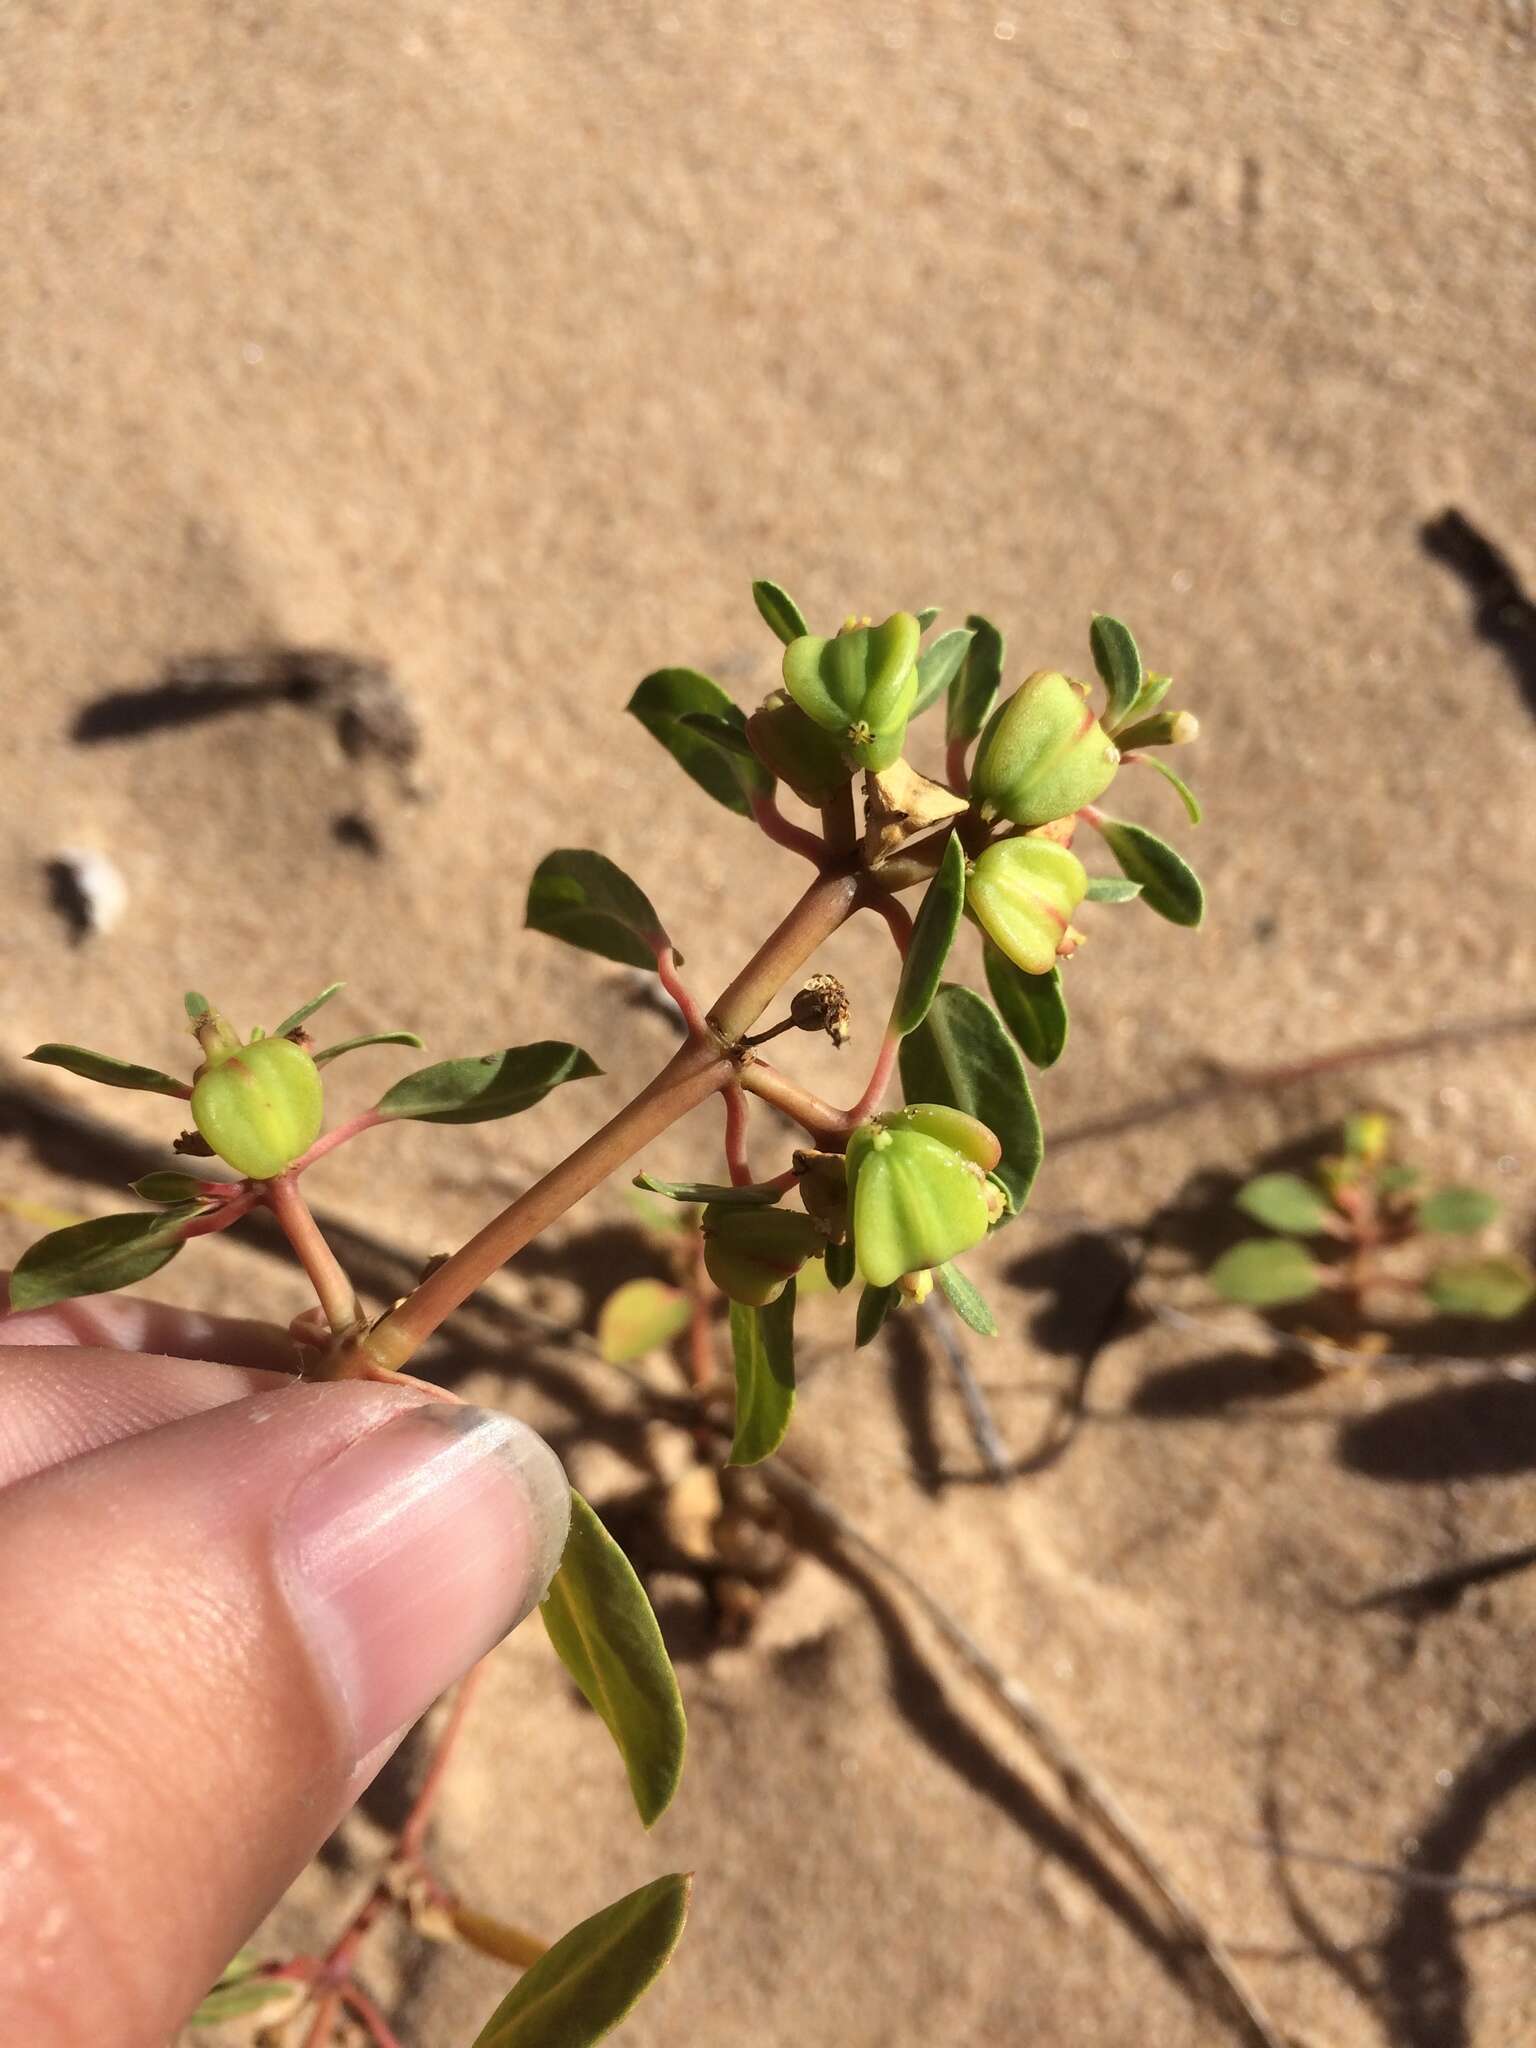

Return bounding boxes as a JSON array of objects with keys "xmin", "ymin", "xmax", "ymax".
[{"xmin": 49, "ymin": 849, "xmax": 128, "ymax": 937}]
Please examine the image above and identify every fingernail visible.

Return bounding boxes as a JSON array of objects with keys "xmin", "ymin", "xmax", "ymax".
[{"xmin": 280, "ymin": 1404, "xmax": 570, "ymax": 1759}]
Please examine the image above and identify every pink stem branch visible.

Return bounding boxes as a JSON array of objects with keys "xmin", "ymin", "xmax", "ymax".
[
  {"xmin": 722, "ymin": 1084, "xmax": 754, "ymax": 1185},
  {"xmin": 862, "ymin": 890, "xmax": 913, "ymax": 959},
  {"xmin": 179, "ymin": 1189, "xmax": 262, "ymax": 1240},
  {"xmin": 341, "ymin": 1984, "xmax": 408, "ymax": 2048},
  {"xmin": 291, "ymin": 1108, "xmax": 387, "ymax": 1174},
  {"xmin": 845, "ymin": 1027, "xmax": 901, "ymax": 1126},
  {"xmin": 397, "ymin": 1663, "xmax": 487, "ymax": 1862},
  {"xmin": 750, "ymin": 793, "xmax": 826, "ymax": 866},
  {"xmin": 944, "ymin": 739, "xmax": 971, "ymax": 794},
  {"xmin": 655, "ymin": 946, "xmax": 711, "ymax": 1042},
  {"xmin": 264, "ymin": 1174, "xmax": 363, "ymax": 1336}
]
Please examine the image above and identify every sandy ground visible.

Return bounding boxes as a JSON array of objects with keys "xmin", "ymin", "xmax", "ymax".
[{"xmin": 3, "ymin": 2, "xmax": 1536, "ymax": 2043}]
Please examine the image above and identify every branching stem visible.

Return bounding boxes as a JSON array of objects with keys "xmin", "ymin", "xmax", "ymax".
[{"xmin": 265, "ymin": 1175, "xmax": 364, "ymax": 1337}]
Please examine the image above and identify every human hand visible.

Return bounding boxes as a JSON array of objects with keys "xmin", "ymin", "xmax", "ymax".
[{"xmin": 0, "ymin": 1290, "xmax": 570, "ymax": 2048}]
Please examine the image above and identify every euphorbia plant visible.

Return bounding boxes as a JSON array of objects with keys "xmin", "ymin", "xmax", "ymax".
[{"xmin": 8, "ymin": 584, "xmax": 1205, "ymax": 2046}]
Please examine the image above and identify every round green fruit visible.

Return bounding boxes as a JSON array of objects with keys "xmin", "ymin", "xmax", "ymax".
[
  {"xmin": 702, "ymin": 1203, "xmax": 826, "ymax": 1307},
  {"xmin": 781, "ymin": 613, "xmax": 921, "ymax": 772},
  {"xmin": 845, "ymin": 1118, "xmax": 995, "ymax": 1290},
  {"xmin": 966, "ymin": 837, "xmax": 1087, "ymax": 976},
  {"xmin": 191, "ymin": 1036, "xmax": 325, "ymax": 1180},
  {"xmin": 746, "ymin": 691, "xmax": 851, "ymax": 804},
  {"xmin": 971, "ymin": 670, "xmax": 1120, "ymax": 828}
]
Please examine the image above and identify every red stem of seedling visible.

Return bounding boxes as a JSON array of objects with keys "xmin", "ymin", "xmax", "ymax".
[
  {"xmin": 722, "ymin": 1084, "xmax": 754, "ymax": 1185},
  {"xmin": 292, "ymin": 1108, "xmax": 388, "ymax": 1175},
  {"xmin": 944, "ymin": 740, "xmax": 971, "ymax": 795},
  {"xmin": 750, "ymin": 793, "xmax": 826, "ymax": 866},
  {"xmin": 179, "ymin": 1189, "xmax": 262, "ymax": 1240},
  {"xmin": 342, "ymin": 1984, "xmax": 409, "ymax": 2048},
  {"xmin": 265, "ymin": 1174, "xmax": 363, "ymax": 1336},
  {"xmin": 655, "ymin": 946, "xmax": 711, "ymax": 1041},
  {"xmin": 398, "ymin": 1663, "xmax": 488, "ymax": 1862}
]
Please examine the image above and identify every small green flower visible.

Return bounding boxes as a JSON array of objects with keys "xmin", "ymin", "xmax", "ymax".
[{"xmin": 781, "ymin": 612, "xmax": 921, "ymax": 772}]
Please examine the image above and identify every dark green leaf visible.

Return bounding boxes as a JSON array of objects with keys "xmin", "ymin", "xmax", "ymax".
[
  {"xmin": 1418, "ymin": 1186, "xmax": 1501, "ymax": 1236},
  {"xmin": 728, "ymin": 1286, "xmax": 797, "ymax": 1466},
  {"xmin": 27, "ymin": 1043, "xmax": 190, "ymax": 1100},
  {"xmin": 8, "ymin": 1204, "xmax": 203, "ymax": 1311},
  {"xmin": 190, "ymin": 1979, "xmax": 297, "ymax": 2025},
  {"xmin": 945, "ymin": 614, "xmax": 1004, "ymax": 746},
  {"xmin": 1140, "ymin": 753, "xmax": 1203, "ymax": 825},
  {"xmin": 1235, "ymin": 1173, "xmax": 1335, "ymax": 1236},
  {"xmin": 130, "ymin": 1171, "xmax": 209, "ymax": 1204},
  {"xmin": 470, "ymin": 1873, "xmax": 691, "ymax": 2048},
  {"xmin": 1209, "ymin": 1238, "xmax": 1321, "ymax": 1307},
  {"xmin": 825, "ymin": 1237, "xmax": 857, "ymax": 1290},
  {"xmin": 899, "ymin": 984, "xmax": 1043, "ymax": 1218},
  {"xmin": 377, "ymin": 1044, "xmax": 600, "ymax": 1124},
  {"xmin": 313, "ymin": 1030, "xmax": 425, "ymax": 1067},
  {"xmin": 526, "ymin": 850, "xmax": 669, "ymax": 970},
  {"xmin": 272, "ymin": 983, "xmax": 345, "ymax": 1038},
  {"xmin": 1426, "ymin": 1255, "xmax": 1535, "ymax": 1320},
  {"xmin": 892, "ymin": 835, "xmax": 966, "ymax": 1036},
  {"xmin": 1094, "ymin": 818, "xmax": 1205, "ymax": 927},
  {"xmin": 1090, "ymin": 614, "xmax": 1144, "ymax": 731},
  {"xmin": 627, "ymin": 670, "xmax": 769, "ymax": 816},
  {"xmin": 1083, "ymin": 877, "xmax": 1144, "ymax": 903},
  {"xmin": 915, "ymin": 606, "xmax": 941, "ymax": 632},
  {"xmin": 752, "ymin": 578, "xmax": 809, "ymax": 646},
  {"xmin": 540, "ymin": 1491, "xmax": 686, "ymax": 1829},
  {"xmin": 598, "ymin": 1280, "xmax": 692, "ymax": 1365},
  {"xmin": 633, "ymin": 1172, "xmax": 784, "ymax": 1207},
  {"xmin": 183, "ymin": 991, "xmax": 211, "ymax": 1021},
  {"xmin": 982, "ymin": 946, "xmax": 1068, "ymax": 1069},
  {"xmin": 855, "ymin": 1282, "xmax": 899, "ymax": 1346},
  {"xmin": 678, "ymin": 710, "xmax": 758, "ymax": 759},
  {"xmin": 936, "ymin": 1262, "xmax": 998, "ymax": 1336},
  {"xmin": 910, "ymin": 629, "xmax": 975, "ymax": 717}
]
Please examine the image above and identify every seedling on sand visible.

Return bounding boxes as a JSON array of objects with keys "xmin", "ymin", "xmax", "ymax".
[{"xmin": 10, "ymin": 588, "xmax": 1204, "ymax": 2046}]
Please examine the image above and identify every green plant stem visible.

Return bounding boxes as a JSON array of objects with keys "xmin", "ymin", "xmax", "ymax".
[{"xmin": 266, "ymin": 1174, "xmax": 364, "ymax": 1337}]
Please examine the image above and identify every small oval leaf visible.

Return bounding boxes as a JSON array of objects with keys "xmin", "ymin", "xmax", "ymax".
[
  {"xmin": 633, "ymin": 1172, "xmax": 783, "ymax": 1207},
  {"xmin": 1209, "ymin": 1238, "xmax": 1322, "ymax": 1307},
  {"xmin": 752, "ymin": 578, "xmax": 809, "ymax": 646},
  {"xmin": 628, "ymin": 670, "xmax": 770, "ymax": 816},
  {"xmin": 598, "ymin": 1280, "xmax": 692, "ymax": 1365},
  {"xmin": 1094, "ymin": 818, "xmax": 1205, "ymax": 927},
  {"xmin": 1418, "ymin": 1186, "xmax": 1501, "ymax": 1236},
  {"xmin": 471, "ymin": 1873, "xmax": 691, "ymax": 2048},
  {"xmin": 935, "ymin": 1261, "xmax": 998, "ymax": 1336},
  {"xmin": 825, "ymin": 1237, "xmax": 857, "ymax": 1290},
  {"xmin": 526, "ymin": 851, "xmax": 669, "ymax": 971},
  {"xmin": 892, "ymin": 835, "xmax": 967, "ymax": 1037},
  {"xmin": 27, "ymin": 1042, "xmax": 190, "ymax": 1100},
  {"xmin": 540, "ymin": 1492, "xmax": 686, "ymax": 1829},
  {"xmin": 945, "ymin": 614, "xmax": 1004, "ymax": 746},
  {"xmin": 855, "ymin": 1282, "xmax": 900, "ymax": 1347},
  {"xmin": 313, "ymin": 1030, "xmax": 425, "ymax": 1067},
  {"xmin": 909, "ymin": 628, "xmax": 975, "ymax": 717},
  {"xmin": 1140, "ymin": 752, "xmax": 1203, "ymax": 825},
  {"xmin": 129, "ymin": 1170, "xmax": 210, "ymax": 1204},
  {"xmin": 1425, "ymin": 1255, "xmax": 1535, "ymax": 1320},
  {"xmin": 272, "ymin": 983, "xmax": 345, "ymax": 1038},
  {"xmin": 982, "ymin": 946, "xmax": 1068, "ymax": 1070},
  {"xmin": 728, "ymin": 1287, "xmax": 797, "ymax": 1466},
  {"xmin": 1083, "ymin": 876, "xmax": 1144, "ymax": 903},
  {"xmin": 1089, "ymin": 614, "xmax": 1144, "ymax": 731},
  {"xmin": 1234, "ymin": 1173, "xmax": 1335, "ymax": 1236},
  {"xmin": 898, "ymin": 985, "xmax": 1043, "ymax": 1219},
  {"xmin": 8, "ymin": 1204, "xmax": 203, "ymax": 1311},
  {"xmin": 376, "ymin": 1044, "xmax": 600, "ymax": 1124}
]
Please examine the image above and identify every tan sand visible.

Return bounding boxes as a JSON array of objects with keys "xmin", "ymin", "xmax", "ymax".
[{"xmin": 3, "ymin": 2, "xmax": 1536, "ymax": 2041}]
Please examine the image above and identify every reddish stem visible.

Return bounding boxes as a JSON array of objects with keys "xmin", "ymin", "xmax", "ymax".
[
  {"xmin": 342, "ymin": 1982, "xmax": 409, "ymax": 2048},
  {"xmin": 861, "ymin": 889, "xmax": 913, "ymax": 959},
  {"xmin": 302, "ymin": 1990, "xmax": 343, "ymax": 2048},
  {"xmin": 398, "ymin": 1663, "xmax": 488, "ymax": 1862},
  {"xmin": 722, "ymin": 1084, "xmax": 754, "ymax": 1184},
  {"xmin": 179, "ymin": 1189, "xmax": 262, "ymax": 1240},
  {"xmin": 264, "ymin": 1174, "xmax": 363, "ymax": 1336},
  {"xmin": 292, "ymin": 1108, "xmax": 388, "ymax": 1174},
  {"xmin": 944, "ymin": 739, "xmax": 971, "ymax": 794},
  {"xmin": 845, "ymin": 1027, "xmax": 901, "ymax": 1126},
  {"xmin": 750, "ymin": 792, "xmax": 826, "ymax": 865},
  {"xmin": 655, "ymin": 946, "xmax": 711, "ymax": 1041}
]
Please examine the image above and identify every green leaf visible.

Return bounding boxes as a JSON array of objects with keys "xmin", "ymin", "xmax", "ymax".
[
  {"xmin": 892, "ymin": 835, "xmax": 966, "ymax": 1036},
  {"xmin": 1235, "ymin": 1173, "xmax": 1335, "ymax": 1236},
  {"xmin": 377, "ymin": 1044, "xmax": 600, "ymax": 1124},
  {"xmin": 910, "ymin": 628, "xmax": 975, "ymax": 717},
  {"xmin": 899, "ymin": 984, "xmax": 1043, "ymax": 1219},
  {"xmin": 526, "ymin": 850, "xmax": 669, "ymax": 970},
  {"xmin": 1426, "ymin": 1255, "xmax": 1535, "ymax": 1320},
  {"xmin": 470, "ymin": 1873, "xmax": 691, "ymax": 2048},
  {"xmin": 825, "ymin": 1237, "xmax": 857, "ymax": 1290},
  {"xmin": 1139, "ymin": 752, "xmax": 1203, "ymax": 825},
  {"xmin": 1094, "ymin": 818, "xmax": 1205, "ymax": 927},
  {"xmin": 272, "ymin": 983, "xmax": 345, "ymax": 1038},
  {"xmin": 982, "ymin": 946, "xmax": 1068, "ymax": 1070},
  {"xmin": 1209, "ymin": 1238, "xmax": 1321, "ymax": 1307},
  {"xmin": 678, "ymin": 710, "xmax": 758, "ymax": 759},
  {"xmin": 627, "ymin": 670, "xmax": 770, "ymax": 816},
  {"xmin": 945, "ymin": 614, "xmax": 1004, "ymax": 746},
  {"xmin": 1122, "ymin": 670, "xmax": 1173, "ymax": 725},
  {"xmin": 1343, "ymin": 1112, "xmax": 1392, "ymax": 1162},
  {"xmin": 1083, "ymin": 877, "xmax": 1144, "ymax": 903},
  {"xmin": 541, "ymin": 1492, "xmax": 686, "ymax": 1829},
  {"xmin": 8, "ymin": 1204, "xmax": 203, "ymax": 1311},
  {"xmin": 129, "ymin": 1170, "xmax": 209, "ymax": 1204},
  {"xmin": 598, "ymin": 1280, "xmax": 692, "ymax": 1365},
  {"xmin": 633, "ymin": 1171, "xmax": 783, "ymax": 1207},
  {"xmin": 1418, "ymin": 1186, "xmax": 1502, "ymax": 1236},
  {"xmin": 26, "ymin": 1043, "xmax": 190, "ymax": 1100},
  {"xmin": 915, "ymin": 605, "xmax": 941, "ymax": 632},
  {"xmin": 1089, "ymin": 614, "xmax": 1143, "ymax": 731},
  {"xmin": 936, "ymin": 1261, "xmax": 998, "ymax": 1336},
  {"xmin": 312, "ymin": 1030, "xmax": 425, "ymax": 1067},
  {"xmin": 190, "ymin": 1978, "xmax": 297, "ymax": 2025},
  {"xmin": 728, "ymin": 1286, "xmax": 797, "ymax": 1466},
  {"xmin": 855, "ymin": 1282, "xmax": 900, "ymax": 1346},
  {"xmin": 184, "ymin": 991, "xmax": 211, "ymax": 1021},
  {"xmin": 752, "ymin": 578, "xmax": 809, "ymax": 646}
]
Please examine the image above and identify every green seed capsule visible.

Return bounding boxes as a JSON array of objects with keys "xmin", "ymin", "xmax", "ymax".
[
  {"xmin": 966, "ymin": 837, "xmax": 1087, "ymax": 976},
  {"xmin": 191, "ymin": 1036, "xmax": 325, "ymax": 1180},
  {"xmin": 883, "ymin": 1104, "xmax": 1002, "ymax": 1173},
  {"xmin": 701, "ymin": 1203, "xmax": 827, "ymax": 1307},
  {"xmin": 746, "ymin": 691, "xmax": 852, "ymax": 804},
  {"xmin": 845, "ymin": 1119, "xmax": 994, "ymax": 1290},
  {"xmin": 782, "ymin": 613, "xmax": 921, "ymax": 772},
  {"xmin": 971, "ymin": 670, "xmax": 1120, "ymax": 828}
]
